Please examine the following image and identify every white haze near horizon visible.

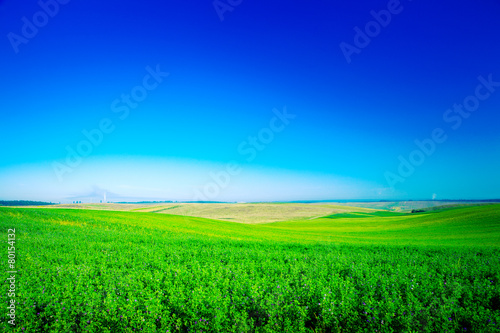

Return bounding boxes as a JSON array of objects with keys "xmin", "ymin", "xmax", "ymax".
[{"xmin": 0, "ymin": 157, "xmax": 395, "ymax": 203}]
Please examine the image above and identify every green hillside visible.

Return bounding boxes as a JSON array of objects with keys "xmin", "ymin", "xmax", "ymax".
[
  {"xmin": 7, "ymin": 204, "xmax": 498, "ymax": 246},
  {"xmin": 1, "ymin": 205, "xmax": 499, "ymax": 332}
]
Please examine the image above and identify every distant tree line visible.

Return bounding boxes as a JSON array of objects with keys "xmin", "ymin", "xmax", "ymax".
[{"xmin": 0, "ymin": 200, "xmax": 57, "ymax": 206}]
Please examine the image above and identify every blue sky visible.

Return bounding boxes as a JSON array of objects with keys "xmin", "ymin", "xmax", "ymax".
[{"xmin": 0, "ymin": 0, "xmax": 499, "ymax": 202}]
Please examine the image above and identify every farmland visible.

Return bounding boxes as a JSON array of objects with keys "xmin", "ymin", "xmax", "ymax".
[
  {"xmin": 32, "ymin": 202, "xmax": 377, "ymax": 224},
  {"xmin": 1, "ymin": 203, "xmax": 499, "ymax": 332}
]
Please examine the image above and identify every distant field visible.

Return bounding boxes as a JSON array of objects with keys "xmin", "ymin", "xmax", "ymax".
[
  {"xmin": 36, "ymin": 201, "xmax": 497, "ymax": 221},
  {"xmin": 319, "ymin": 200, "xmax": 497, "ymax": 212},
  {"xmin": 1, "ymin": 204, "xmax": 499, "ymax": 332},
  {"xmin": 2, "ymin": 204, "xmax": 499, "ymax": 245},
  {"xmin": 134, "ymin": 203, "xmax": 380, "ymax": 224},
  {"xmin": 26, "ymin": 202, "xmax": 379, "ymax": 224}
]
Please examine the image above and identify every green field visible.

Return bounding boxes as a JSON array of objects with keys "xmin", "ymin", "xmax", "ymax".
[
  {"xmin": 35, "ymin": 202, "xmax": 378, "ymax": 224},
  {"xmin": 1, "ymin": 204, "xmax": 499, "ymax": 332}
]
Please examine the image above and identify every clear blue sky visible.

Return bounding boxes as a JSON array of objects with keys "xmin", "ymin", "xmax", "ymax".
[{"xmin": 1, "ymin": 0, "xmax": 499, "ymax": 202}]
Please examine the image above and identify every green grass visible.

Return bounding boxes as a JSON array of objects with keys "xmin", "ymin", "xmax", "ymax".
[
  {"xmin": 1, "ymin": 204, "xmax": 499, "ymax": 332},
  {"xmin": 323, "ymin": 211, "xmax": 407, "ymax": 219},
  {"xmin": 328, "ymin": 201, "xmax": 497, "ymax": 212},
  {"xmin": 264, "ymin": 205, "xmax": 500, "ymax": 246}
]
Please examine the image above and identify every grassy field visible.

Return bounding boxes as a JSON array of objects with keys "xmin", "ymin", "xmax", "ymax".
[
  {"xmin": 315, "ymin": 201, "xmax": 497, "ymax": 212},
  {"xmin": 35, "ymin": 203, "xmax": 378, "ymax": 224},
  {"xmin": 1, "ymin": 204, "xmax": 499, "ymax": 332}
]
